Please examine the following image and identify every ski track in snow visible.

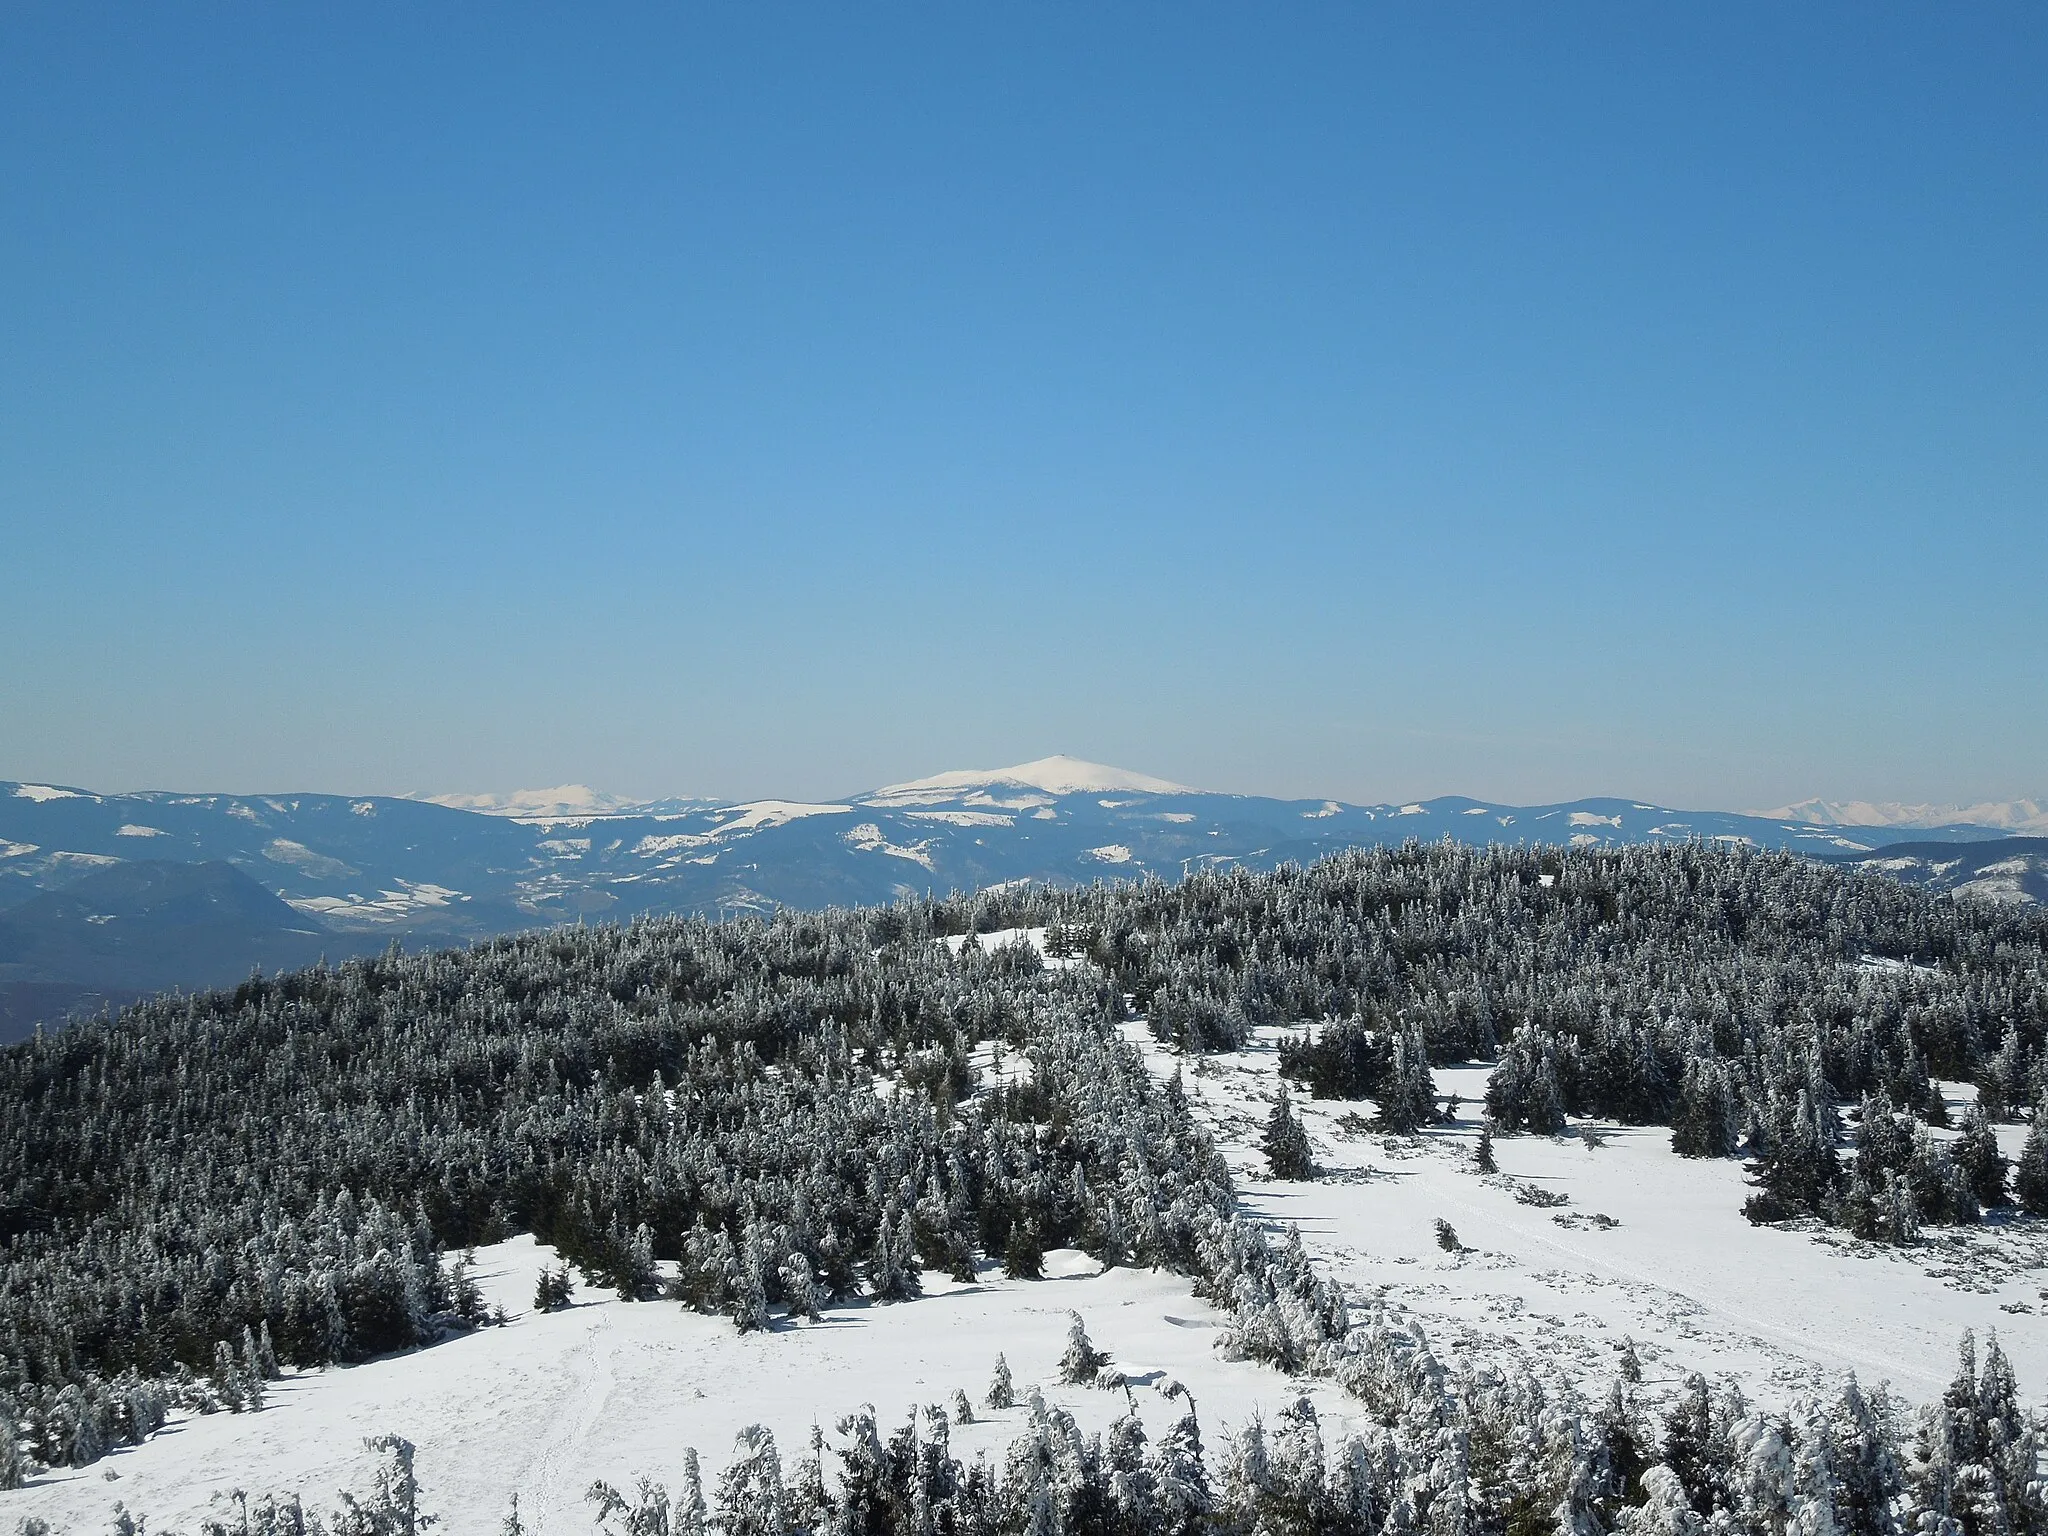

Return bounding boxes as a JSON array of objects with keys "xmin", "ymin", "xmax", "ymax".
[{"xmin": 526, "ymin": 1309, "xmax": 616, "ymax": 1529}]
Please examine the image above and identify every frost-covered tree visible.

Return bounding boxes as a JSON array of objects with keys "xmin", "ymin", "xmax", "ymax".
[
  {"xmin": 534, "ymin": 1263, "xmax": 576, "ymax": 1313},
  {"xmin": 1952, "ymin": 1108, "xmax": 2008, "ymax": 1209},
  {"xmin": 1376, "ymin": 1024, "xmax": 1438, "ymax": 1133},
  {"xmin": 1057, "ymin": 1312, "xmax": 1111, "ymax": 1386},
  {"xmin": 1263, "ymin": 1086, "xmax": 1315, "ymax": 1180},
  {"xmin": 2014, "ymin": 1102, "xmax": 2048, "ymax": 1216},
  {"xmin": 988, "ymin": 1353, "xmax": 1015, "ymax": 1411}
]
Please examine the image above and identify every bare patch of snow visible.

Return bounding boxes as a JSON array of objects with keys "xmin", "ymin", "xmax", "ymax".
[
  {"xmin": 633, "ymin": 833, "xmax": 711, "ymax": 856},
  {"xmin": 0, "ymin": 1234, "xmax": 1354, "ymax": 1536},
  {"xmin": 263, "ymin": 839, "xmax": 357, "ymax": 879},
  {"xmin": 712, "ymin": 801, "xmax": 854, "ymax": 835},
  {"xmin": 843, "ymin": 823, "xmax": 935, "ymax": 870},
  {"xmin": 10, "ymin": 784, "xmax": 87, "ymax": 803},
  {"xmin": 290, "ymin": 882, "xmax": 466, "ymax": 924}
]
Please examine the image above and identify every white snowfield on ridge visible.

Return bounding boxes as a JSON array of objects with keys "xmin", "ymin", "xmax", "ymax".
[{"xmin": 5, "ymin": 925, "xmax": 2043, "ymax": 1535}]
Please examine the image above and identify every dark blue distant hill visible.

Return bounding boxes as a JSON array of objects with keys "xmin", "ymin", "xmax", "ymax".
[{"xmin": 0, "ymin": 859, "xmax": 381, "ymax": 1041}]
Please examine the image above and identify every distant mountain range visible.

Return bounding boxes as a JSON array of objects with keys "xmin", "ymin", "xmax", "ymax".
[
  {"xmin": 1836, "ymin": 837, "xmax": 2048, "ymax": 907},
  {"xmin": 2, "ymin": 756, "xmax": 2036, "ymax": 1036},
  {"xmin": 1760, "ymin": 797, "xmax": 2048, "ymax": 834}
]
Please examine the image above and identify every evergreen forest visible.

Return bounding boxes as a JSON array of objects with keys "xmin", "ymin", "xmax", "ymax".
[{"xmin": 2, "ymin": 841, "xmax": 2045, "ymax": 1534}]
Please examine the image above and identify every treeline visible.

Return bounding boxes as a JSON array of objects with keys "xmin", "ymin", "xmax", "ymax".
[{"xmin": 1015, "ymin": 842, "xmax": 2048, "ymax": 1238}]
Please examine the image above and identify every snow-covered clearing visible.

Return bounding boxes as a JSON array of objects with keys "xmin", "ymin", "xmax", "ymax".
[
  {"xmin": 1130, "ymin": 1025, "xmax": 2048, "ymax": 1415},
  {"xmin": 2, "ymin": 1241, "xmax": 1354, "ymax": 1536}
]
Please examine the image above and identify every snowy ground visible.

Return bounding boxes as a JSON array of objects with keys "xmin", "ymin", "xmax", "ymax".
[
  {"xmin": 1138, "ymin": 1024, "xmax": 2048, "ymax": 1416},
  {"xmin": 10, "ymin": 930, "xmax": 2045, "ymax": 1532},
  {"xmin": 2, "ymin": 1241, "xmax": 1361, "ymax": 1536}
]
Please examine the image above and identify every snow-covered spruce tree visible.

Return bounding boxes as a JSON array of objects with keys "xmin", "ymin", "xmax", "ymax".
[
  {"xmin": 1278, "ymin": 1017, "xmax": 1389, "ymax": 1100},
  {"xmin": 1952, "ymin": 1107, "xmax": 2008, "ymax": 1209},
  {"xmin": 1659, "ymin": 1373, "xmax": 1730, "ymax": 1521},
  {"xmin": 1486, "ymin": 1024, "xmax": 1570, "ymax": 1136},
  {"xmin": 336, "ymin": 1433, "xmax": 431, "ymax": 1536},
  {"xmin": 2014, "ymin": 1101, "xmax": 2048, "ymax": 1216},
  {"xmin": 1473, "ymin": 1125, "xmax": 1497, "ymax": 1173},
  {"xmin": 0, "ymin": 1407, "xmax": 23, "ymax": 1491},
  {"xmin": 1376, "ymin": 1023, "xmax": 1438, "ymax": 1133},
  {"xmin": 211, "ymin": 1339, "xmax": 249, "ymax": 1413},
  {"xmin": 1907, "ymin": 1331, "xmax": 2046, "ymax": 1536},
  {"xmin": 533, "ymin": 1263, "xmax": 575, "ymax": 1313},
  {"xmin": 1670, "ymin": 1055, "xmax": 1739, "ymax": 1158},
  {"xmin": 987, "ymin": 1352, "xmax": 1016, "ymax": 1410},
  {"xmin": 1263, "ymin": 1085, "xmax": 1316, "ymax": 1180},
  {"xmin": 1743, "ymin": 1085, "xmax": 1840, "ymax": 1225},
  {"xmin": 712, "ymin": 1425, "xmax": 785, "ymax": 1536},
  {"xmin": 1057, "ymin": 1312, "xmax": 1111, "ymax": 1386}
]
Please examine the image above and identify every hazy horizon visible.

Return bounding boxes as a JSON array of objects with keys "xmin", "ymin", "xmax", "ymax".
[
  {"xmin": 5, "ymin": 7, "xmax": 2043, "ymax": 810},
  {"xmin": 5, "ymin": 754, "xmax": 2043, "ymax": 830}
]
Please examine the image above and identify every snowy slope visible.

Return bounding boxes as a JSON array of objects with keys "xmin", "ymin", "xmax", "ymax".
[
  {"xmin": 0, "ymin": 1239, "xmax": 1362, "ymax": 1536},
  {"xmin": 1129, "ymin": 1027, "xmax": 2047, "ymax": 1414}
]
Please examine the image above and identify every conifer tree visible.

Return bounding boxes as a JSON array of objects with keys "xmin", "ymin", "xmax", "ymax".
[
  {"xmin": 1376, "ymin": 1024, "xmax": 1438, "ymax": 1133},
  {"xmin": 0, "ymin": 1409, "xmax": 23, "ymax": 1492},
  {"xmin": 534, "ymin": 1264, "xmax": 576, "ymax": 1313},
  {"xmin": 987, "ymin": 1353, "xmax": 1015, "ymax": 1410},
  {"xmin": 1058, "ymin": 1312, "xmax": 1111, "ymax": 1385},
  {"xmin": 1263, "ymin": 1086, "xmax": 1315, "ymax": 1180},
  {"xmin": 1952, "ymin": 1108, "xmax": 2008, "ymax": 1209},
  {"xmin": 2014, "ymin": 1102, "xmax": 2048, "ymax": 1217}
]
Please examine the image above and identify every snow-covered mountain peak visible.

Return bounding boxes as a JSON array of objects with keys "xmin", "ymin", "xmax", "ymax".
[{"xmin": 868, "ymin": 755, "xmax": 1195, "ymax": 802}]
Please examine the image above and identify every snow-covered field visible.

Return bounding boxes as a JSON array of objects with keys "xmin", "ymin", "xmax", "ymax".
[
  {"xmin": 3, "ymin": 1241, "xmax": 1356, "ymax": 1536},
  {"xmin": 1141, "ymin": 1026, "xmax": 2047, "ymax": 1413}
]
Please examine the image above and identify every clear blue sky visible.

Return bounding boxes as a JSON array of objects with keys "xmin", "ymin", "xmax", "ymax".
[{"xmin": 3, "ymin": 5, "xmax": 2043, "ymax": 807}]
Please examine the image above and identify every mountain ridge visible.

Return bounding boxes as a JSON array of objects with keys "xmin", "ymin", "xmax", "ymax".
[{"xmin": 2, "ymin": 761, "xmax": 2037, "ymax": 1033}]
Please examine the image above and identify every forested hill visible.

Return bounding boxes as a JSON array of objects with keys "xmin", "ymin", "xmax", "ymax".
[
  {"xmin": 2, "ymin": 841, "xmax": 2045, "ymax": 1494},
  {"xmin": 4, "ymin": 764, "xmax": 2029, "ymax": 1037}
]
